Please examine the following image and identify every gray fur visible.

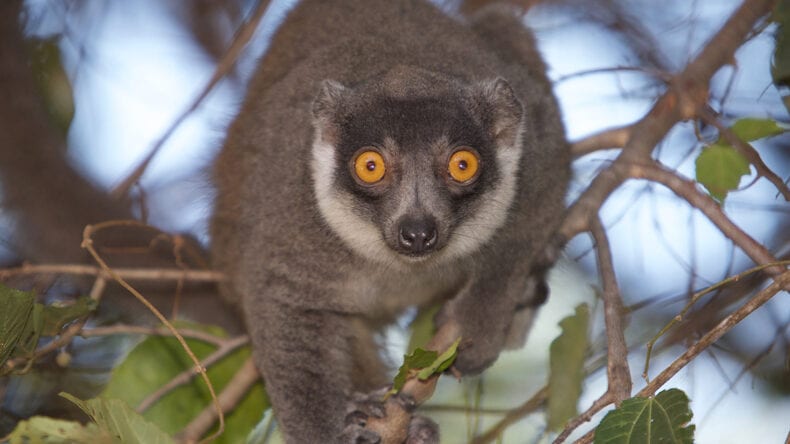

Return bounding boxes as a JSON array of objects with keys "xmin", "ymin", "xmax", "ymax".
[{"xmin": 211, "ymin": 1, "xmax": 570, "ymax": 442}]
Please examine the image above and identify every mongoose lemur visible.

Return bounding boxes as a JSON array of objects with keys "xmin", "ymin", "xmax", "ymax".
[{"xmin": 211, "ymin": 1, "xmax": 570, "ymax": 442}]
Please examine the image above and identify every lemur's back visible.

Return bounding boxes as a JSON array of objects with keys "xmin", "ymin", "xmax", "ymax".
[{"xmin": 250, "ymin": 0, "xmax": 476, "ymax": 94}]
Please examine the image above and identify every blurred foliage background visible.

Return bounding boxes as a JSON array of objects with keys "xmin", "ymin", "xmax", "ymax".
[{"xmin": 1, "ymin": 0, "xmax": 789, "ymax": 442}]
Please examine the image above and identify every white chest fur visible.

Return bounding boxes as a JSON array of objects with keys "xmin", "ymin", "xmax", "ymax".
[{"xmin": 339, "ymin": 262, "xmax": 466, "ymax": 319}]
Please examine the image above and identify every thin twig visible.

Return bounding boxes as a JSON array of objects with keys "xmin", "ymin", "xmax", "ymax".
[
  {"xmin": 137, "ymin": 335, "xmax": 250, "ymax": 412},
  {"xmin": 81, "ymin": 220, "xmax": 225, "ymax": 443},
  {"xmin": 555, "ymin": 66, "xmax": 671, "ymax": 85},
  {"xmin": 81, "ymin": 325, "xmax": 246, "ymax": 348},
  {"xmin": 570, "ymin": 125, "xmax": 633, "ymax": 158},
  {"xmin": 0, "ymin": 263, "xmax": 224, "ymax": 282},
  {"xmin": 642, "ymin": 260, "xmax": 790, "ymax": 380},
  {"xmin": 111, "ymin": 0, "xmax": 273, "ymax": 198},
  {"xmin": 420, "ymin": 404, "xmax": 511, "ymax": 415},
  {"xmin": 699, "ymin": 327, "xmax": 783, "ymax": 425},
  {"xmin": 88, "ymin": 275, "xmax": 108, "ymax": 300},
  {"xmin": 628, "ymin": 160, "xmax": 784, "ymax": 275},
  {"xmin": 176, "ymin": 357, "xmax": 261, "ymax": 444},
  {"xmin": 469, "ymin": 386, "xmax": 549, "ymax": 444},
  {"xmin": 558, "ymin": 394, "xmax": 615, "ymax": 444}
]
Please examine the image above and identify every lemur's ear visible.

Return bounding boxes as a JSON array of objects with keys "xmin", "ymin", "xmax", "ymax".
[
  {"xmin": 311, "ymin": 80, "xmax": 347, "ymax": 145},
  {"xmin": 477, "ymin": 77, "xmax": 524, "ymax": 141},
  {"xmin": 312, "ymin": 79, "xmax": 347, "ymax": 121}
]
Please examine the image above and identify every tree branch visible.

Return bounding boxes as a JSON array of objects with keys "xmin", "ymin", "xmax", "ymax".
[
  {"xmin": 0, "ymin": 263, "xmax": 224, "ymax": 282},
  {"xmin": 80, "ymin": 325, "xmax": 242, "ymax": 348},
  {"xmin": 469, "ymin": 386, "xmax": 548, "ymax": 444},
  {"xmin": 628, "ymin": 160, "xmax": 783, "ymax": 275},
  {"xmin": 552, "ymin": 218, "xmax": 632, "ymax": 443},
  {"xmin": 559, "ymin": 0, "xmax": 777, "ymax": 240},
  {"xmin": 570, "ymin": 125, "xmax": 633, "ymax": 158},
  {"xmin": 574, "ymin": 270, "xmax": 790, "ymax": 443},
  {"xmin": 590, "ymin": 217, "xmax": 631, "ymax": 403}
]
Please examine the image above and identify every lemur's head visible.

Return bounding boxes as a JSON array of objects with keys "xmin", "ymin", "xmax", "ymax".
[{"xmin": 310, "ymin": 66, "xmax": 524, "ymax": 266}]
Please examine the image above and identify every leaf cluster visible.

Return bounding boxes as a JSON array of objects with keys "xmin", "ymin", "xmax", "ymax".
[{"xmin": 0, "ymin": 284, "xmax": 95, "ymax": 374}]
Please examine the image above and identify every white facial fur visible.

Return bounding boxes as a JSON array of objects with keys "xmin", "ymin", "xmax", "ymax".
[
  {"xmin": 440, "ymin": 123, "xmax": 524, "ymax": 261},
  {"xmin": 311, "ymin": 139, "xmax": 401, "ymax": 267},
  {"xmin": 310, "ymin": 121, "xmax": 525, "ymax": 267}
]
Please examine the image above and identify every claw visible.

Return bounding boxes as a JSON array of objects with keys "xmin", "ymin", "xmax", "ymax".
[
  {"xmin": 344, "ymin": 388, "xmax": 438, "ymax": 444},
  {"xmin": 407, "ymin": 415, "xmax": 439, "ymax": 444},
  {"xmin": 347, "ymin": 390, "xmax": 387, "ymax": 421},
  {"xmin": 340, "ymin": 423, "xmax": 381, "ymax": 444},
  {"xmin": 394, "ymin": 392, "xmax": 417, "ymax": 411}
]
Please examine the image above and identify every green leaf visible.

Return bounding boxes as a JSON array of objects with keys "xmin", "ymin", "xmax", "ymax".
[
  {"xmin": 28, "ymin": 38, "xmax": 75, "ymax": 134},
  {"xmin": 595, "ymin": 389, "xmax": 694, "ymax": 444},
  {"xmin": 407, "ymin": 304, "xmax": 440, "ymax": 354},
  {"xmin": 697, "ymin": 118, "xmax": 785, "ymax": 203},
  {"xmin": 0, "ymin": 285, "xmax": 38, "ymax": 368},
  {"xmin": 61, "ymin": 393, "xmax": 175, "ymax": 444},
  {"xmin": 416, "ymin": 337, "xmax": 461, "ymax": 380},
  {"xmin": 547, "ymin": 303, "xmax": 589, "ymax": 431},
  {"xmin": 388, "ymin": 338, "xmax": 462, "ymax": 399},
  {"xmin": 15, "ymin": 303, "xmax": 44, "ymax": 357},
  {"xmin": 1, "ymin": 285, "xmax": 96, "ymax": 371},
  {"xmin": 729, "ymin": 118, "xmax": 786, "ymax": 142},
  {"xmin": 695, "ymin": 144, "xmax": 750, "ymax": 202},
  {"xmin": 391, "ymin": 348, "xmax": 439, "ymax": 394},
  {"xmin": 594, "ymin": 389, "xmax": 695, "ymax": 444},
  {"xmin": 7, "ymin": 416, "xmax": 112, "ymax": 444},
  {"xmin": 101, "ymin": 322, "xmax": 268, "ymax": 444},
  {"xmin": 41, "ymin": 297, "xmax": 97, "ymax": 336}
]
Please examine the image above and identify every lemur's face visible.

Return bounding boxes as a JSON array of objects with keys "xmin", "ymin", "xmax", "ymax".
[{"xmin": 310, "ymin": 68, "xmax": 524, "ymax": 267}]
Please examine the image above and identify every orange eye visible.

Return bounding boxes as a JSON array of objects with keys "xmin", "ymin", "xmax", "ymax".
[
  {"xmin": 448, "ymin": 149, "xmax": 479, "ymax": 183},
  {"xmin": 354, "ymin": 150, "xmax": 386, "ymax": 184}
]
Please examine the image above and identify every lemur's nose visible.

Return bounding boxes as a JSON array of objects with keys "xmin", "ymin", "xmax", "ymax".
[{"xmin": 397, "ymin": 217, "xmax": 438, "ymax": 254}]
